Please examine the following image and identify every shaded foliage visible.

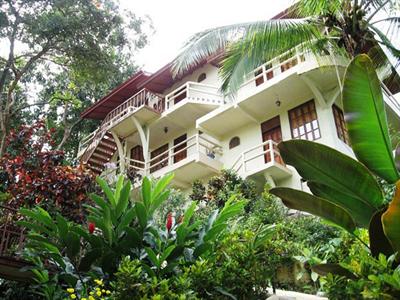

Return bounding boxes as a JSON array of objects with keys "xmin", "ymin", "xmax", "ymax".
[{"xmin": 0, "ymin": 121, "xmax": 95, "ymax": 221}]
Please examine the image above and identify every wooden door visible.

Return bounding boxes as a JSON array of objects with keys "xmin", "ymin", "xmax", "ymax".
[
  {"xmin": 150, "ymin": 144, "xmax": 168, "ymax": 173},
  {"xmin": 261, "ymin": 116, "xmax": 283, "ymax": 164},
  {"xmin": 174, "ymin": 134, "xmax": 187, "ymax": 163},
  {"xmin": 130, "ymin": 145, "xmax": 144, "ymax": 168}
]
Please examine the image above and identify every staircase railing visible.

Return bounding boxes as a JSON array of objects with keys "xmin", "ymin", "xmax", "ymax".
[{"xmin": 80, "ymin": 89, "xmax": 162, "ymax": 164}]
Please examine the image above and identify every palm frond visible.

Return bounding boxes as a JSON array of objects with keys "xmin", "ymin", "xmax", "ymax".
[
  {"xmin": 294, "ymin": 0, "xmax": 343, "ymax": 17},
  {"xmin": 372, "ymin": 16, "xmax": 400, "ymax": 42},
  {"xmin": 216, "ymin": 19, "xmax": 323, "ymax": 96},
  {"xmin": 172, "ymin": 22, "xmax": 257, "ymax": 77},
  {"xmin": 369, "ymin": 24, "xmax": 400, "ymax": 67},
  {"xmin": 173, "ymin": 18, "xmax": 317, "ymax": 77}
]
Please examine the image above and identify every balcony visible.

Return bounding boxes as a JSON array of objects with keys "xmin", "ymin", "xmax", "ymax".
[
  {"xmin": 104, "ymin": 88, "xmax": 164, "ymax": 138},
  {"xmin": 231, "ymin": 140, "xmax": 291, "ymax": 181},
  {"xmin": 197, "ymin": 49, "xmax": 348, "ymax": 137},
  {"xmin": 163, "ymin": 82, "xmax": 225, "ymax": 128},
  {"xmin": 103, "ymin": 134, "xmax": 223, "ymax": 188}
]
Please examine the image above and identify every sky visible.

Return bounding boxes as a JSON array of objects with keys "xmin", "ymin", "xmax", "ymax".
[{"xmin": 120, "ymin": 0, "xmax": 293, "ymax": 73}]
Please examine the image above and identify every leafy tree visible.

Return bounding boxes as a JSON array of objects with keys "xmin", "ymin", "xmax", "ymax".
[
  {"xmin": 174, "ymin": 0, "xmax": 400, "ymax": 95},
  {"xmin": 0, "ymin": 0, "xmax": 151, "ymax": 156},
  {"xmin": 0, "ymin": 121, "xmax": 95, "ymax": 221}
]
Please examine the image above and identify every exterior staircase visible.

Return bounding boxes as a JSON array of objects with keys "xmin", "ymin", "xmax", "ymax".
[
  {"xmin": 81, "ymin": 131, "xmax": 117, "ymax": 174},
  {"xmin": 79, "ymin": 88, "xmax": 164, "ymax": 174}
]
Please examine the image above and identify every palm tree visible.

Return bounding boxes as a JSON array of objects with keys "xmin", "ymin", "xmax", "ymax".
[{"xmin": 173, "ymin": 0, "xmax": 400, "ymax": 96}]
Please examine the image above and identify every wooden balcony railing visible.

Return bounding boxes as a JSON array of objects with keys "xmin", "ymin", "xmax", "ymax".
[{"xmin": 0, "ymin": 205, "xmax": 25, "ymax": 258}]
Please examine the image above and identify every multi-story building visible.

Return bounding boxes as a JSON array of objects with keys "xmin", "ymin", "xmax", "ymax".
[{"xmin": 78, "ymin": 46, "xmax": 400, "ymax": 191}]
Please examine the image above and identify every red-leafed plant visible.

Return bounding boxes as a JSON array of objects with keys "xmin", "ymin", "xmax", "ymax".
[{"xmin": 0, "ymin": 121, "xmax": 95, "ymax": 222}]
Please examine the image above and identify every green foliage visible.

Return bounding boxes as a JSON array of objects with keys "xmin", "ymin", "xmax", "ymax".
[
  {"xmin": 18, "ymin": 173, "xmax": 246, "ymax": 298},
  {"xmin": 154, "ymin": 188, "xmax": 188, "ymax": 227},
  {"xmin": 189, "ymin": 169, "xmax": 257, "ymax": 209},
  {"xmin": 271, "ymin": 55, "xmax": 400, "ymax": 260},
  {"xmin": 0, "ymin": 0, "xmax": 152, "ymax": 158},
  {"xmin": 111, "ymin": 256, "xmax": 198, "ymax": 300},
  {"xmin": 343, "ymin": 54, "xmax": 399, "ymax": 183},
  {"xmin": 321, "ymin": 232, "xmax": 400, "ymax": 299}
]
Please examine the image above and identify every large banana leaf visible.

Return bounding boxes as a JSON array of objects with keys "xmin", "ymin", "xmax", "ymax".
[
  {"xmin": 270, "ymin": 187, "xmax": 356, "ymax": 233},
  {"xmin": 278, "ymin": 140, "xmax": 384, "ymax": 209},
  {"xmin": 307, "ymin": 181, "xmax": 376, "ymax": 228},
  {"xmin": 369, "ymin": 209, "xmax": 394, "ymax": 257},
  {"xmin": 382, "ymin": 181, "xmax": 400, "ymax": 254},
  {"xmin": 342, "ymin": 54, "xmax": 399, "ymax": 183}
]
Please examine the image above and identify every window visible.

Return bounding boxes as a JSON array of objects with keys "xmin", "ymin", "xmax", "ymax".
[
  {"xmin": 333, "ymin": 105, "xmax": 350, "ymax": 145},
  {"xmin": 197, "ymin": 73, "xmax": 206, "ymax": 83},
  {"xmin": 229, "ymin": 137, "xmax": 240, "ymax": 149},
  {"xmin": 289, "ymin": 100, "xmax": 321, "ymax": 140}
]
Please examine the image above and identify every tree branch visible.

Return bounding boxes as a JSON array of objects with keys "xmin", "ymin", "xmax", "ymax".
[{"xmin": 11, "ymin": 101, "xmax": 50, "ymax": 115}]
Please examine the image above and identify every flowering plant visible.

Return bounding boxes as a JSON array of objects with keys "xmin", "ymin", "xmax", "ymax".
[{"xmin": 65, "ymin": 279, "xmax": 112, "ymax": 300}]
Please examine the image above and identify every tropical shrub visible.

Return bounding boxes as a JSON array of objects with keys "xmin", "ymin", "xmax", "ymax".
[
  {"xmin": 319, "ymin": 230, "xmax": 400, "ymax": 299},
  {"xmin": 190, "ymin": 169, "xmax": 257, "ymax": 208},
  {"xmin": 1, "ymin": 121, "xmax": 95, "ymax": 222},
  {"xmin": 19, "ymin": 173, "xmax": 245, "ymax": 298},
  {"xmin": 184, "ymin": 226, "xmax": 275, "ymax": 299},
  {"xmin": 270, "ymin": 55, "xmax": 400, "ymax": 294},
  {"xmin": 111, "ymin": 256, "xmax": 198, "ymax": 300}
]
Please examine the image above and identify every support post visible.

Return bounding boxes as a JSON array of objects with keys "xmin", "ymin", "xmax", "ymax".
[
  {"xmin": 110, "ymin": 131, "xmax": 125, "ymax": 174},
  {"xmin": 264, "ymin": 173, "xmax": 276, "ymax": 188},
  {"xmin": 301, "ymin": 74, "xmax": 328, "ymax": 108},
  {"xmin": 130, "ymin": 116, "xmax": 150, "ymax": 175}
]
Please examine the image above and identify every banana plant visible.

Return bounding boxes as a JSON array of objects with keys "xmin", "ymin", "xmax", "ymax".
[
  {"xmin": 140, "ymin": 192, "xmax": 246, "ymax": 277},
  {"xmin": 20, "ymin": 172, "xmax": 246, "ymax": 282},
  {"xmin": 270, "ymin": 54, "xmax": 400, "ymax": 267}
]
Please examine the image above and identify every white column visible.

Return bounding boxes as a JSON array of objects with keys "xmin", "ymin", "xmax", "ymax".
[
  {"xmin": 264, "ymin": 172, "xmax": 276, "ymax": 188},
  {"xmin": 110, "ymin": 131, "xmax": 125, "ymax": 174}
]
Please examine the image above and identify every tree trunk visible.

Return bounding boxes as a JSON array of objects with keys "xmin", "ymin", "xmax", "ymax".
[
  {"xmin": 56, "ymin": 127, "xmax": 71, "ymax": 151},
  {"xmin": 0, "ymin": 132, "xmax": 6, "ymax": 157}
]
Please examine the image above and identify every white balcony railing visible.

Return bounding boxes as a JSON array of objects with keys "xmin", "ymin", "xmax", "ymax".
[
  {"xmin": 231, "ymin": 140, "xmax": 285, "ymax": 176},
  {"xmin": 102, "ymin": 88, "xmax": 163, "ymax": 130},
  {"xmin": 240, "ymin": 46, "xmax": 308, "ymax": 94},
  {"xmin": 101, "ymin": 134, "xmax": 222, "ymax": 178},
  {"xmin": 78, "ymin": 88, "xmax": 163, "ymax": 161},
  {"xmin": 165, "ymin": 81, "xmax": 224, "ymax": 110},
  {"xmin": 382, "ymin": 84, "xmax": 400, "ymax": 116}
]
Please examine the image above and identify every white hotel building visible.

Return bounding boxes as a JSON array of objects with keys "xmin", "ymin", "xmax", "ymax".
[{"xmin": 77, "ymin": 46, "xmax": 400, "ymax": 191}]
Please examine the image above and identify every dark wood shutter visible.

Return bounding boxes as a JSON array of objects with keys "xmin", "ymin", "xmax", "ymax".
[
  {"xmin": 150, "ymin": 144, "xmax": 168, "ymax": 173},
  {"xmin": 130, "ymin": 145, "xmax": 144, "ymax": 168},
  {"xmin": 174, "ymin": 134, "xmax": 187, "ymax": 163},
  {"xmin": 332, "ymin": 105, "xmax": 350, "ymax": 145}
]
